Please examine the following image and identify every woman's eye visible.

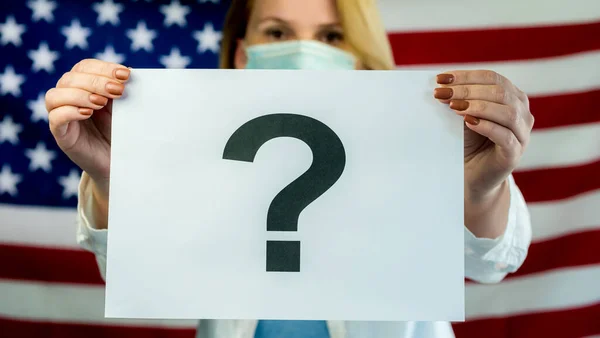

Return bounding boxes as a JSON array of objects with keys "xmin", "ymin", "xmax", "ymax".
[
  {"xmin": 266, "ymin": 28, "xmax": 285, "ymax": 40},
  {"xmin": 322, "ymin": 31, "xmax": 344, "ymax": 44}
]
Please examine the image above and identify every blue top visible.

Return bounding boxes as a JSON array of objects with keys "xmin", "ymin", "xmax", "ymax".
[{"xmin": 254, "ymin": 320, "xmax": 330, "ymax": 338}]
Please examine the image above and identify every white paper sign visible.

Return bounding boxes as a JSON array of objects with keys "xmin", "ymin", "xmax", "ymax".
[{"xmin": 105, "ymin": 69, "xmax": 464, "ymax": 321}]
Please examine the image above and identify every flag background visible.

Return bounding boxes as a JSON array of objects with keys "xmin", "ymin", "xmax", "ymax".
[{"xmin": 1, "ymin": 0, "xmax": 599, "ymax": 337}]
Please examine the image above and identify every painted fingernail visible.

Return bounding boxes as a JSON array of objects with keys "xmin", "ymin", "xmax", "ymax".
[
  {"xmin": 115, "ymin": 68, "xmax": 130, "ymax": 81},
  {"xmin": 449, "ymin": 100, "xmax": 469, "ymax": 111},
  {"xmin": 89, "ymin": 94, "xmax": 108, "ymax": 106},
  {"xmin": 106, "ymin": 82, "xmax": 124, "ymax": 95},
  {"xmin": 437, "ymin": 74, "xmax": 454, "ymax": 84},
  {"xmin": 434, "ymin": 88, "xmax": 453, "ymax": 100},
  {"xmin": 465, "ymin": 115, "xmax": 480, "ymax": 125},
  {"xmin": 79, "ymin": 108, "xmax": 93, "ymax": 115}
]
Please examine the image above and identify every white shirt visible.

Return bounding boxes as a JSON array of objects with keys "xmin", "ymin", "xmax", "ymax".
[{"xmin": 76, "ymin": 172, "xmax": 532, "ymax": 338}]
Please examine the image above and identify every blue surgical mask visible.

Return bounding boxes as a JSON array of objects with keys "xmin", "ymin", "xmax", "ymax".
[{"xmin": 244, "ymin": 40, "xmax": 357, "ymax": 70}]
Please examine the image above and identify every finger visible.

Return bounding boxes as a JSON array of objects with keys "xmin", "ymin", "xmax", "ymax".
[
  {"xmin": 45, "ymin": 87, "xmax": 109, "ymax": 112},
  {"xmin": 56, "ymin": 72, "xmax": 125, "ymax": 99},
  {"xmin": 70, "ymin": 58, "xmax": 130, "ymax": 83},
  {"xmin": 48, "ymin": 105, "xmax": 93, "ymax": 138},
  {"xmin": 434, "ymin": 85, "xmax": 517, "ymax": 105},
  {"xmin": 464, "ymin": 116, "xmax": 521, "ymax": 162},
  {"xmin": 449, "ymin": 99, "xmax": 530, "ymax": 145},
  {"xmin": 437, "ymin": 69, "xmax": 529, "ymax": 103},
  {"xmin": 436, "ymin": 70, "xmax": 510, "ymax": 86},
  {"xmin": 516, "ymin": 87, "xmax": 529, "ymax": 107}
]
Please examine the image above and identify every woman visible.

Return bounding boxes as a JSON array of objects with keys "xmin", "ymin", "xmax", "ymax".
[{"xmin": 45, "ymin": 0, "xmax": 533, "ymax": 337}]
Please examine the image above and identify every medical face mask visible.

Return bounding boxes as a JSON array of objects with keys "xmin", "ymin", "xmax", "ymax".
[{"xmin": 244, "ymin": 40, "xmax": 357, "ymax": 70}]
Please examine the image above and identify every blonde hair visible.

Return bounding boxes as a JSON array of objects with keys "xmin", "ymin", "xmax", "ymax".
[{"xmin": 219, "ymin": 0, "xmax": 396, "ymax": 70}]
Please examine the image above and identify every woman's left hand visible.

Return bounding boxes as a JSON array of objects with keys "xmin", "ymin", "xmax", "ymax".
[{"xmin": 434, "ymin": 70, "xmax": 535, "ymax": 203}]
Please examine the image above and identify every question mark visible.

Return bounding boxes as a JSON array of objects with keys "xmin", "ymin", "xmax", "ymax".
[{"xmin": 222, "ymin": 113, "xmax": 346, "ymax": 272}]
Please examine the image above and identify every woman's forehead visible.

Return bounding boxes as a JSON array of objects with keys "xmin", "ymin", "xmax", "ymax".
[{"xmin": 252, "ymin": 0, "xmax": 340, "ymax": 24}]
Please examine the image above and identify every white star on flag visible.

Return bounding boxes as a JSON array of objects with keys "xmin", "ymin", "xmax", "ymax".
[
  {"xmin": 160, "ymin": 0, "xmax": 191, "ymax": 27},
  {"xmin": 27, "ymin": 0, "xmax": 57, "ymax": 23},
  {"xmin": 0, "ymin": 65, "xmax": 26, "ymax": 97},
  {"xmin": 25, "ymin": 142, "xmax": 57, "ymax": 172},
  {"xmin": 0, "ymin": 115, "xmax": 23, "ymax": 145},
  {"xmin": 0, "ymin": 16, "xmax": 27, "ymax": 47},
  {"xmin": 160, "ymin": 47, "xmax": 192, "ymax": 68},
  {"xmin": 28, "ymin": 41, "xmax": 60, "ymax": 73},
  {"xmin": 28, "ymin": 93, "xmax": 48, "ymax": 122},
  {"xmin": 95, "ymin": 45, "xmax": 126, "ymax": 64},
  {"xmin": 127, "ymin": 21, "xmax": 157, "ymax": 52},
  {"xmin": 58, "ymin": 169, "xmax": 81, "ymax": 199},
  {"xmin": 0, "ymin": 165, "xmax": 22, "ymax": 196},
  {"xmin": 93, "ymin": 0, "xmax": 124, "ymax": 26},
  {"xmin": 193, "ymin": 22, "xmax": 222, "ymax": 53},
  {"xmin": 61, "ymin": 19, "xmax": 92, "ymax": 49}
]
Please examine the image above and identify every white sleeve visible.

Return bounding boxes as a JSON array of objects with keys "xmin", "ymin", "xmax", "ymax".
[
  {"xmin": 464, "ymin": 175, "xmax": 532, "ymax": 284},
  {"xmin": 76, "ymin": 171, "xmax": 108, "ymax": 281},
  {"xmin": 75, "ymin": 171, "xmax": 531, "ymax": 284}
]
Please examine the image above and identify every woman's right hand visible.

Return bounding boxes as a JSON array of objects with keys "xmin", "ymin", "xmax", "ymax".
[{"xmin": 46, "ymin": 59, "xmax": 130, "ymax": 201}]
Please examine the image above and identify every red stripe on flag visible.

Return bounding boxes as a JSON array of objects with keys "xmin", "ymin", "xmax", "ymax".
[
  {"xmin": 513, "ymin": 159, "xmax": 600, "ymax": 203},
  {"xmin": 452, "ymin": 302, "xmax": 600, "ymax": 338},
  {"xmin": 388, "ymin": 20, "xmax": 600, "ymax": 65},
  {"xmin": 530, "ymin": 89, "xmax": 600, "ymax": 130},
  {"xmin": 11, "ymin": 229, "xmax": 600, "ymax": 285},
  {"xmin": 7, "ymin": 229, "xmax": 599, "ymax": 286},
  {"xmin": 0, "ymin": 316, "xmax": 196, "ymax": 338},
  {"xmin": 506, "ymin": 230, "xmax": 600, "ymax": 279},
  {"xmin": 0, "ymin": 244, "xmax": 104, "ymax": 285}
]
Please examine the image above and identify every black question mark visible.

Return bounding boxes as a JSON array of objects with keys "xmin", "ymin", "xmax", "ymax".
[{"xmin": 222, "ymin": 113, "xmax": 346, "ymax": 272}]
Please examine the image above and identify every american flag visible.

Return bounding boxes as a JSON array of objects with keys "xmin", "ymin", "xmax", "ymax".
[{"xmin": 0, "ymin": 0, "xmax": 598, "ymax": 337}]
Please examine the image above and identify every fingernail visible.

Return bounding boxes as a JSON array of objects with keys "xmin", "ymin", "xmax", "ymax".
[
  {"xmin": 79, "ymin": 108, "xmax": 93, "ymax": 115},
  {"xmin": 89, "ymin": 94, "xmax": 108, "ymax": 106},
  {"xmin": 449, "ymin": 100, "xmax": 469, "ymax": 111},
  {"xmin": 106, "ymin": 82, "xmax": 124, "ymax": 95},
  {"xmin": 465, "ymin": 115, "xmax": 480, "ymax": 125},
  {"xmin": 115, "ymin": 68, "xmax": 130, "ymax": 81},
  {"xmin": 434, "ymin": 88, "xmax": 453, "ymax": 100},
  {"xmin": 437, "ymin": 74, "xmax": 454, "ymax": 84}
]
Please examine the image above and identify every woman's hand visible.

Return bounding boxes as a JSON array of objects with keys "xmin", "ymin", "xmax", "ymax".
[
  {"xmin": 434, "ymin": 70, "xmax": 534, "ymax": 237},
  {"xmin": 45, "ymin": 59, "xmax": 130, "ymax": 201}
]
